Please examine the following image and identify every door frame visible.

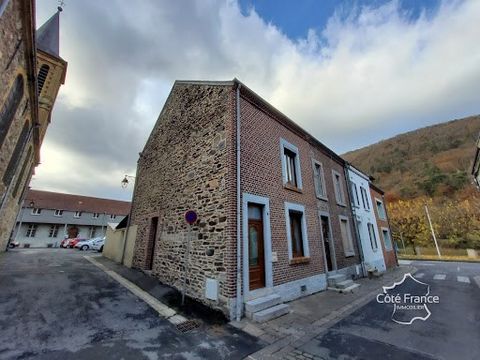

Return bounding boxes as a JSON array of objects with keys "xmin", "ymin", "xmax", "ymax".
[
  {"xmin": 318, "ymin": 211, "xmax": 337, "ymax": 273},
  {"xmin": 242, "ymin": 193, "xmax": 273, "ymax": 299}
]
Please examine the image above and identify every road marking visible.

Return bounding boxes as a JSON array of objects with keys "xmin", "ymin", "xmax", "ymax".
[
  {"xmin": 415, "ymin": 273, "xmax": 425, "ymax": 278},
  {"xmin": 457, "ymin": 276, "xmax": 470, "ymax": 284},
  {"xmin": 474, "ymin": 276, "xmax": 480, "ymax": 289},
  {"xmin": 433, "ymin": 274, "xmax": 446, "ymax": 280},
  {"xmin": 398, "ymin": 260, "xmax": 412, "ymax": 265},
  {"xmin": 84, "ymin": 255, "xmax": 187, "ymax": 325}
]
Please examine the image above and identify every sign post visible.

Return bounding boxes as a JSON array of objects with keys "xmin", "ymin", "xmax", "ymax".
[{"xmin": 182, "ymin": 210, "xmax": 197, "ymax": 306}]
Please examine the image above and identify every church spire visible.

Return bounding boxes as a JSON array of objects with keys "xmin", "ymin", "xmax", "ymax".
[{"xmin": 36, "ymin": 8, "xmax": 62, "ymax": 58}]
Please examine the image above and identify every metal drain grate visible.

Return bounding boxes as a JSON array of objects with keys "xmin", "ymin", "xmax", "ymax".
[{"xmin": 175, "ymin": 320, "xmax": 201, "ymax": 333}]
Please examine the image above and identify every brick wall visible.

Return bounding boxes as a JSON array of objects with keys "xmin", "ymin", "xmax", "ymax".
[
  {"xmin": 131, "ymin": 83, "xmax": 233, "ymax": 311},
  {"xmin": 370, "ymin": 186, "xmax": 397, "ymax": 269}
]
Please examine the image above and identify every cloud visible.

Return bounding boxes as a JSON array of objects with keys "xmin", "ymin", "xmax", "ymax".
[{"xmin": 34, "ymin": 0, "xmax": 480, "ymax": 199}]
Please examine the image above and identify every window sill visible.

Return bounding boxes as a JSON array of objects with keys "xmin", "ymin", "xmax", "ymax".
[
  {"xmin": 336, "ymin": 202, "xmax": 347, "ymax": 207},
  {"xmin": 344, "ymin": 252, "xmax": 355, "ymax": 258},
  {"xmin": 316, "ymin": 195, "xmax": 328, "ymax": 202},
  {"xmin": 284, "ymin": 183, "xmax": 303, "ymax": 193},
  {"xmin": 289, "ymin": 256, "xmax": 310, "ymax": 265}
]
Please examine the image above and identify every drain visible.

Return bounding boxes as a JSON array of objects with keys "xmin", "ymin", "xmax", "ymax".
[{"xmin": 175, "ymin": 319, "xmax": 201, "ymax": 333}]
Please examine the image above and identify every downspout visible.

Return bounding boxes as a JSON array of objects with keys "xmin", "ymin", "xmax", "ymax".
[
  {"xmin": 343, "ymin": 163, "xmax": 366, "ymax": 277},
  {"xmin": 235, "ymin": 83, "xmax": 242, "ymax": 321},
  {"xmin": 382, "ymin": 194, "xmax": 398, "ymax": 266},
  {"xmin": 120, "ymin": 165, "xmax": 139, "ymax": 265}
]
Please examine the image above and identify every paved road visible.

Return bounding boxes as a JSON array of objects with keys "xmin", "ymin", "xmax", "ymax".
[
  {"xmin": 0, "ymin": 249, "xmax": 262, "ymax": 360},
  {"xmin": 297, "ymin": 260, "xmax": 480, "ymax": 360}
]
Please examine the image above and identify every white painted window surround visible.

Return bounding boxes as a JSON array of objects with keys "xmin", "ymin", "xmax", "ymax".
[
  {"xmin": 312, "ymin": 159, "xmax": 327, "ymax": 200},
  {"xmin": 54, "ymin": 209, "xmax": 63, "ymax": 217},
  {"xmin": 382, "ymin": 227, "xmax": 393, "ymax": 250},
  {"xmin": 280, "ymin": 138, "xmax": 303, "ymax": 190},
  {"xmin": 339, "ymin": 215, "xmax": 355, "ymax": 256},
  {"xmin": 375, "ymin": 198, "xmax": 387, "ymax": 220},
  {"xmin": 31, "ymin": 208, "xmax": 42, "ymax": 215},
  {"xmin": 332, "ymin": 170, "xmax": 346, "ymax": 206},
  {"xmin": 284, "ymin": 202, "xmax": 310, "ymax": 260}
]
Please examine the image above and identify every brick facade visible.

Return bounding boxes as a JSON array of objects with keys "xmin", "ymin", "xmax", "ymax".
[{"xmin": 370, "ymin": 185, "xmax": 397, "ymax": 269}]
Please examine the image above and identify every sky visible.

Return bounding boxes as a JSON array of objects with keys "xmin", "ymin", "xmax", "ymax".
[{"xmin": 34, "ymin": 0, "xmax": 480, "ymax": 201}]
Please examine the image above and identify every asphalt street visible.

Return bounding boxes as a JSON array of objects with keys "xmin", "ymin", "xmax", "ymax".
[
  {"xmin": 0, "ymin": 249, "xmax": 262, "ymax": 360},
  {"xmin": 298, "ymin": 260, "xmax": 480, "ymax": 360}
]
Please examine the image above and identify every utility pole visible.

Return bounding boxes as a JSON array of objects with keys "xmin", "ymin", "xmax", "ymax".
[{"xmin": 425, "ymin": 205, "xmax": 441, "ymax": 258}]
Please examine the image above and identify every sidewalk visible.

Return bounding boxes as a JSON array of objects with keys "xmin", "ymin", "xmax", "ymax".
[{"xmin": 238, "ymin": 265, "xmax": 416, "ymax": 360}]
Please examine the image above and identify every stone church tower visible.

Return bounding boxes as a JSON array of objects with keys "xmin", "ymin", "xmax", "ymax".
[{"xmin": 0, "ymin": 1, "xmax": 67, "ymax": 250}]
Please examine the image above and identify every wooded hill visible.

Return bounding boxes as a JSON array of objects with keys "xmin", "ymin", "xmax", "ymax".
[{"xmin": 343, "ymin": 115, "xmax": 480, "ymax": 202}]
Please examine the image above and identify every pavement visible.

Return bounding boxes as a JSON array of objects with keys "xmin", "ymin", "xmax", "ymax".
[
  {"xmin": 255, "ymin": 260, "xmax": 479, "ymax": 360},
  {"xmin": 0, "ymin": 249, "xmax": 263, "ymax": 360}
]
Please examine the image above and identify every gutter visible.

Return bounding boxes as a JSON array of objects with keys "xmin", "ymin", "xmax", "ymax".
[{"xmin": 235, "ymin": 83, "xmax": 242, "ymax": 321}]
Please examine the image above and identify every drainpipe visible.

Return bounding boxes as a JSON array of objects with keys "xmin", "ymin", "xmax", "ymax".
[
  {"xmin": 382, "ymin": 194, "xmax": 398, "ymax": 266},
  {"xmin": 235, "ymin": 82, "xmax": 242, "ymax": 322},
  {"xmin": 121, "ymin": 160, "xmax": 140, "ymax": 265},
  {"xmin": 343, "ymin": 163, "xmax": 366, "ymax": 277}
]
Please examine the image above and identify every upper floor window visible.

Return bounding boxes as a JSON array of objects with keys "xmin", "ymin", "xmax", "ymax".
[
  {"xmin": 0, "ymin": 74, "xmax": 24, "ymax": 149},
  {"xmin": 48, "ymin": 224, "xmax": 59, "ymax": 238},
  {"xmin": 339, "ymin": 216, "xmax": 355, "ymax": 256},
  {"xmin": 3, "ymin": 120, "xmax": 29, "ymax": 187},
  {"xmin": 351, "ymin": 183, "xmax": 360, "ymax": 207},
  {"xmin": 280, "ymin": 138, "xmax": 302, "ymax": 190},
  {"xmin": 37, "ymin": 64, "xmax": 50, "ymax": 95},
  {"xmin": 332, "ymin": 170, "xmax": 346, "ymax": 206},
  {"xmin": 74, "ymin": 211, "xmax": 82, "ymax": 218},
  {"xmin": 312, "ymin": 160, "xmax": 327, "ymax": 199},
  {"xmin": 360, "ymin": 186, "xmax": 370, "ymax": 210},
  {"xmin": 110, "ymin": 214, "xmax": 117, "ymax": 220},
  {"xmin": 26, "ymin": 224, "xmax": 37, "ymax": 238},
  {"xmin": 31, "ymin": 208, "xmax": 42, "ymax": 215},
  {"xmin": 285, "ymin": 202, "xmax": 309, "ymax": 260},
  {"xmin": 367, "ymin": 222, "xmax": 378, "ymax": 251},
  {"xmin": 382, "ymin": 228, "xmax": 393, "ymax": 250},
  {"xmin": 54, "ymin": 209, "xmax": 63, "ymax": 217},
  {"xmin": 92, "ymin": 213, "xmax": 100, "ymax": 219},
  {"xmin": 376, "ymin": 199, "xmax": 386, "ymax": 220}
]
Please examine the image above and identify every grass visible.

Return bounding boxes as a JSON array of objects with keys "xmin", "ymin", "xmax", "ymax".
[{"xmin": 398, "ymin": 254, "xmax": 480, "ymax": 263}]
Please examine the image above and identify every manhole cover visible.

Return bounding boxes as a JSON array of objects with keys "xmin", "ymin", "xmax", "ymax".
[{"xmin": 176, "ymin": 320, "xmax": 201, "ymax": 333}]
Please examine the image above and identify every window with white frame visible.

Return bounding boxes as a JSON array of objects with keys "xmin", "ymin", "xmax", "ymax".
[
  {"xmin": 110, "ymin": 214, "xmax": 116, "ymax": 219},
  {"xmin": 74, "ymin": 211, "xmax": 82, "ymax": 218},
  {"xmin": 26, "ymin": 224, "xmax": 37, "ymax": 237},
  {"xmin": 54, "ymin": 209, "xmax": 63, "ymax": 217},
  {"xmin": 92, "ymin": 213, "xmax": 99, "ymax": 219},
  {"xmin": 90, "ymin": 226, "xmax": 97, "ymax": 238},
  {"xmin": 48, "ymin": 225, "xmax": 59, "ymax": 238},
  {"xmin": 280, "ymin": 138, "xmax": 302, "ymax": 189},
  {"xmin": 312, "ymin": 160, "xmax": 327, "ymax": 199},
  {"xmin": 332, "ymin": 171, "xmax": 346, "ymax": 205},
  {"xmin": 285, "ymin": 202, "xmax": 309, "ymax": 259},
  {"xmin": 31, "ymin": 208, "xmax": 42, "ymax": 215},
  {"xmin": 376, "ymin": 199, "xmax": 386, "ymax": 220},
  {"xmin": 367, "ymin": 223, "xmax": 378, "ymax": 250},
  {"xmin": 382, "ymin": 228, "xmax": 392, "ymax": 250},
  {"xmin": 360, "ymin": 186, "xmax": 370, "ymax": 210},
  {"xmin": 339, "ymin": 216, "xmax": 355, "ymax": 256},
  {"xmin": 351, "ymin": 183, "xmax": 360, "ymax": 207}
]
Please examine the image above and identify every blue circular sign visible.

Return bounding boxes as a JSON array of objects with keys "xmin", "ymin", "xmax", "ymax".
[{"xmin": 184, "ymin": 210, "xmax": 198, "ymax": 224}]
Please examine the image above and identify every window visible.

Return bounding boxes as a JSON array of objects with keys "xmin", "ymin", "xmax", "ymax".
[
  {"xmin": 0, "ymin": 74, "xmax": 24, "ymax": 148},
  {"xmin": 339, "ymin": 216, "xmax": 355, "ymax": 256},
  {"xmin": 110, "ymin": 214, "xmax": 116, "ymax": 219},
  {"xmin": 360, "ymin": 186, "xmax": 370, "ymax": 210},
  {"xmin": 332, "ymin": 171, "xmax": 346, "ymax": 205},
  {"xmin": 54, "ymin": 209, "xmax": 63, "ymax": 217},
  {"xmin": 48, "ymin": 225, "xmax": 59, "ymax": 238},
  {"xmin": 351, "ymin": 183, "xmax": 360, "ymax": 207},
  {"xmin": 74, "ymin": 211, "xmax": 82, "ymax": 218},
  {"xmin": 37, "ymin": 64, "xmax": 50, "ymax": 94},
  {"xmin": 280, "ymin": 138, "xmax": 302, "ymax": 190},
  {"xmin": 92, "ymin": 213, "xmax": 99, "ymax": 219},
  {"xmin": 12, "ymin": 146, "xmax": 32, "ymax": 198},
  {"xmin": 3, "ymin": 120, "xmax": 29, "ymax": 187},
  {"xmin": 382, "ymin": 228, "xmax": 392, "ymax": 250},
  {"xmin": 367, "ymin": 223, "xmax": 378, "ymax": 251},
  {"xmin": 376, "ymin": 199, "xmax": 386, "ymax": 220},
  {"xmin": 285, "ymin": 202, "xmax": 309, "ymax": 260},
  {"xmin": 31, "ymin": 208, "xmax": 42, "ymax": 215},
  {"xmin": 90, "ymin": 226, "xmax": 97, "ymax": 238},
  {"xmin": 312, "ymin": 160, "xmax": 327, "ymax": 199},
  {"xmin": 26, "ymin": 224, "xmax": 37, "ymax": 237}
]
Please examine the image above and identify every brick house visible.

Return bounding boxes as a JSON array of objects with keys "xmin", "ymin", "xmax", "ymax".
[
  {"xmin": 130, "ymin": 79, "xmax": 363, "ymax": 320},
  {"xmin": 370, "ymin": 184, "xmax": 397, "ymax": 269}
]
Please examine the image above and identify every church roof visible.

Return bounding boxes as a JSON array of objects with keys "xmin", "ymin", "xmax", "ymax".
[{"xmin": 36, "ymin": 10, "xmax": 61, "ymax": 57}]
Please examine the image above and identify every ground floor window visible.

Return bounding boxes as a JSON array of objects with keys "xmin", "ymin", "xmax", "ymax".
[
  {"xmin": 90, "ymin": 226, "xmax": 97, "ymax": 238},
  {"xmin": 285, "ymin": 202, "xmax": 309, "ymax": 260},
  {"xmin": 48, "ymin": 225, "xmax": 59, "ymax": 238},
  {"xmin": 26, "ymin": 224, "xmax": 37, "ymax": 238},
  {"xmin": 382, "ymin": 228, "xmax": 392, "ymax": 250},
  {"xmin": 339, "ymin": 216, "xmax": 355, "ymax": 256}
]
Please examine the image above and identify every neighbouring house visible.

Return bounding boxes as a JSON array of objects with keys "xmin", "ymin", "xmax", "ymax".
[
  {"xmin": 0, "ymin": 1, "xmax": 67, "ymax": 250},
  {"xmin": 13, "ymin": 190, "xmax": 130, "ymax": 247},
  {"xmin": 130, "ymin": 79, "xmax": 363, "ymax": 321},
  {"xmin": 346, "ymin": 165, "xmax": 387, "ymax": 273},
  {"xmin": 472, "ymin": 134, "xmax": 480, "ymax": 189},
  {"xmin": 369, "ymin": 183, "xmax": 397, "ymax": 269}
]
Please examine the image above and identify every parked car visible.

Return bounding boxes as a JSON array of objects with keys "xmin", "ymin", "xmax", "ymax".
[
  {"xmin": 75, "ymin": 237, "xmax": 104, "ymax": 251},
  {"xmin": 8, "ymin": 241, "xmax": 19, "ymax": 248},
  {"xmin": 68, "ymin": 238, "xmax": 86, "ymax": 248},
  {"xmin": 60, "ymin": 238, "xmax": 73, "ymax": 248},
  {"xmin": 91, "ymin": 237, "xmax": 105, "ymax": 252}
]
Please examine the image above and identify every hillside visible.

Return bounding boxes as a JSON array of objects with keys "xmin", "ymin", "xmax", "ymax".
[{"xmin": 343, "ymin": 115, "xmax": 480, "ymax": 201}]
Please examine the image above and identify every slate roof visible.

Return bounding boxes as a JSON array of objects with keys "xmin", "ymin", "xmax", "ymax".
[
  {"xmin": 24, "ymin": 190, "xmax": 130, "ymax": 215},
  {"xmin": 36, "ymin": 10, "xmax": 60, "ymax": 57}
]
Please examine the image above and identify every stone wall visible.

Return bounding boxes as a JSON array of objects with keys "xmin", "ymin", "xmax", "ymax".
[{"xmin": 131, "ymin": 83, "xmax": 233, "ymax": 314}]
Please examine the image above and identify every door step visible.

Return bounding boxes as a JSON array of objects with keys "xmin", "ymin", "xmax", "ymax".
[
  {"xmin": 245, "ymin": 294, "xmax": 289, "ymax": 322},
  {"xmin": 327, "ymin": 273, "xmax": 360, "ymax": 293},
  {"xmin": 252, "ymin": 303, "xmax": 290, "ymax": 323}
]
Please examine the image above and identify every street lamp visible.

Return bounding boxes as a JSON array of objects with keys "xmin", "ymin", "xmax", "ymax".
[{"xmin": 121, "ymin": 175, "xmax": 136, "ymax": 189}]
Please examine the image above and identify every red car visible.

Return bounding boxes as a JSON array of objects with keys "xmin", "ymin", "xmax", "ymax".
[
  {"xmin": 60, "ymin": 238, "xmax": 72, "ymax": 248},
  {"xmin": 68, "ymin": 238, "xmax": 86, "ymax": 248}
]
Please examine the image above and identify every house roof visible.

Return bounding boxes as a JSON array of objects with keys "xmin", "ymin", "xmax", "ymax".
[
  {"xmin": 36, "ymin": 10, "xmax": 60, "ymax": 58},
  {"xmin": 24, "ymin": 190, "xmax": 131, "ymax": 215}
]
